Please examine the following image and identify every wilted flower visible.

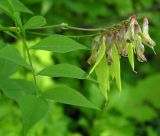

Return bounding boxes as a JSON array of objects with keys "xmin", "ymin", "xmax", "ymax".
[
  {"xmin": 88, "ymin": 15, "xmax": 156, "ymax": 99},
  {"xmin": 141, "ymin": 17, "xmax": 156, "ymax": 48},
  {"xmin": 88, "ymin": 15, "xmax": 156, "ymax": 65},
  {"xmin": 135, "ymin": 35, "xmax": 147, "ymax": 62},
  {"xmin": 87, "ymin": 37, "xmax": 100, "ymax": 65},
  {"xmin": 124, "ymin": 16, "xmax": 136, "ymax": 42}
]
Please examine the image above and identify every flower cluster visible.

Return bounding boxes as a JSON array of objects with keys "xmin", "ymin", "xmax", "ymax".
[
  {"xmin": 87, "ymin": 15, "xmax": 156, "ymax": 99},
  {"xmin": 88, "ymin": 15, "xmax": 156, "ymax": 65}
]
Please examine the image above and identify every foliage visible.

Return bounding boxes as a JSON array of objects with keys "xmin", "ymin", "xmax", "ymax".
[{"xmin": 0, "ymin": 0, "xmax": 160, "ymax": 136}]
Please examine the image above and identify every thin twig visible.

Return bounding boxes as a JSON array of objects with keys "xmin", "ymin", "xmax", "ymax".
[{"xmin": 27, "ymin": 31, "xmax": 99, "ymax": 38}]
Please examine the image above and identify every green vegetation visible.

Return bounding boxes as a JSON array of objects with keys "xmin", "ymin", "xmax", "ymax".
[{"xmin": 0, "ymin": 0, "xmax": 160, "ymax": 136}]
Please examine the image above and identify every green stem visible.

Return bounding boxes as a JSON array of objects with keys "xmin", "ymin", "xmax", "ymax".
[
  {"xmin": 26, "ymin": 31, "xmax": 99, "ymax": 38},
  {"xmin": 29, "ymin": 23, "xmax": 110, "ymax": 31},
  {"xmin": 0, "ymin": 26, "xmax": 17, "ymax": 32},
  {"xmin": 0, "ymin": 19, "xmax": 129, "ymax": 33},
  {"xmin": 21, "ymin": 37, "xmax": 39, "ymax": 95},
  {"xmin": 17, "ymin": 27, "xmax": 39, "ymax": 95}
]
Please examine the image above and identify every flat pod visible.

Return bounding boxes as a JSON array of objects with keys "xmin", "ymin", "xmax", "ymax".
[
  {"xmin": 112, "ymin": 44, "xmax": 121, "ymax": 91},
  {"xmin": 95, "ymin": 56, "xmax": 110, "ymax": 100}
]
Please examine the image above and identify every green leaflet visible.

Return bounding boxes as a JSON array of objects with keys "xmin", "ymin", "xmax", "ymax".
[
  {"xmin": 18, "ymin": 95, "xmax": 48, "ymax": 135},
  {"xmin": 112, "ymin": 44, "xmax": 121, "ymax": 91},
  {"xmin": 38, "ymin": 64, "xmax": 94, "ymax": 81},
  {"xmin": 11, "ymin": 0, "xmax": 33, "ymax": 14},
  {"xmin": 32, "ymin": 35, "xmax": 88, "ymax": 53},
  {"xmin": 128, "ymin": 43, "xmax": 135, "ymax": 71},
  {"xmin": 13, "ymin": 12, "xmax": 23, "ymax": 29},
  {"xmin": 0, "ymin": 78, "xmax": 37, "ymax": 101},
  {"xmin": 88, "ymin": 40, "xmax": 106, "ymax": 76},
  {"xmin": 0, "ymin": 59, "xmax": 19, "ymax": 77},
  {"xmin": 95, "ymin": 56, "xmax": 110, "ymax": 100},
  {"xmin": 0, "ymin": 0, "xmax": 32, "ymax": 18},
  {"xmin": 0, "ymin": 77, "xmax": 46, "ymax": 134},
  {"xmin": 0, "ymin": 45, "xmax": 31, "ymax": 69},
  {"xmin": 24, "ymin": 16, "xmax": 47, "ymax": 29},
  {"xmin": 43, "ymin": 86, "xmax": 100, "ymax": 110}
]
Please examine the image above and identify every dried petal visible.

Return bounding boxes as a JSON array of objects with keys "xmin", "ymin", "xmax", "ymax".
[
  {"xmin": 124, "ymin": 16, "xmax": 136, "ymax": 42},
  {"xmin": 121, "ymin": 43, "xmax": 128, "ymax": 57},
  {"xmin": 141, "ymin": 17, "xmax": 156, "ymax": 48},
  {"xmin": 105, "ymin": 33, "xmax": 114, "ymax": 64},
  {"xmin": 135, "ymin": 35, "xmax": 147, "ymax": 62},
  {"xmin": 88, "ymin": 37, "xmax": 100, "ymax": 65}
]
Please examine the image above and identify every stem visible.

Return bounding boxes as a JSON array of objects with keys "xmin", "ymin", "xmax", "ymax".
[
  {"xmin": 0, "ymin": 19, "xmax": 129, "ymax": 33},
  {"xmin": 22, "ymin": 37, "xmax": 39, "ymax": 95},
  {"xmin": 17, "ymin": 27, "xmax": 39, "ymax": 95},
  {"xmin": 0, "ymin": 26, "xmax": 17, "ymax": 32},
  {"xmin": 27, "ymin": 31, "xmax": 99, "ymax": 38},
  {"xmin": 66, "ymin": 25, "xmax": 109, "ymax": 31},
  {"xmin": 29, "ymin": 23, "xmax": 111, "ymax": 32}
]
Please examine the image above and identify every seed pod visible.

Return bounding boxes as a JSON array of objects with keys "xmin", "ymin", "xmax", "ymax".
[
  {"xmin": 95, "ymin": 56, "xmax": 110, "ymax": 100},
  {"xmin": 88, "ymin": 35, "xmax": 106, "ymax": 76},
  {"xmin": 128, "ymin": 42, "xmax": 135, "ymax": 71},
  {"xmin": 112, "ymin": 44, "xmax": 121, "ymax": 91}
]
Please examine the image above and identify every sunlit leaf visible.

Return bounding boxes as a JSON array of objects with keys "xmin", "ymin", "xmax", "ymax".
[
  {"xmin": 24, "ymin": 16, "xmax": 47, "ymax": 29},
  {"xmin": 32, "ymin": 35, "xmax": 88, "ymax": 53},
  {"xmin": 95, "ymin": 56, "xmax": 110, "ymax": 100},
  {"xmin": 112, "ymin": 44, "xmax": 121, "ymax": 91},
  {"xmin": 43, "ymin": 86, "xmax": 100, "ymax": 110}
]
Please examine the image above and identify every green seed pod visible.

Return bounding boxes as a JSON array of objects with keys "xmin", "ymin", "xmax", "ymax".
[
  {"xmin": 95, "ymin": 56, "xmax": 110, "ymax": 100},
  {"xmin": 128, "ymin": 42, "xmax": 135, "ymax": 71},
  {"xmin": 88, "ymin": 35, "xmax": 106, "ymax": 76},
  {"xmin": 112, "ymin": 44, "xmax": 121, "ymax": 91}
]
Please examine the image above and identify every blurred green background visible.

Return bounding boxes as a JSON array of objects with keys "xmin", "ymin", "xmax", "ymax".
[{"xmin": 0, "ymin": 0, "xmax": 160, "ymax": 136}]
